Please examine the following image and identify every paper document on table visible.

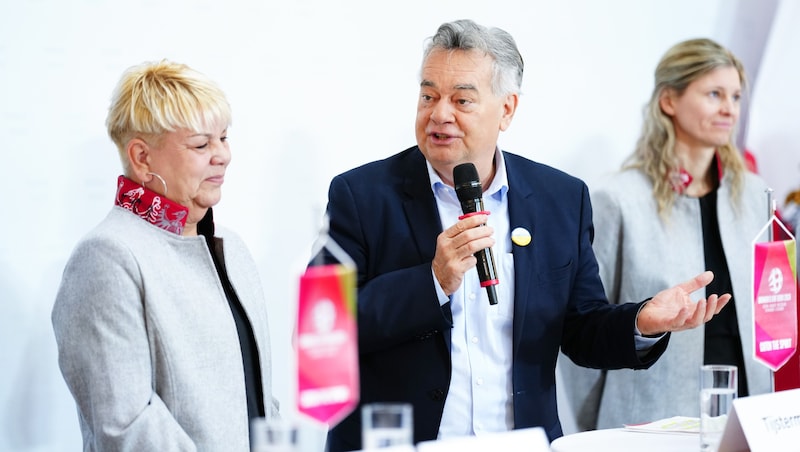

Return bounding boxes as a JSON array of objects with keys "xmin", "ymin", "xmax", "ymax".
[{"xmin": 624, "ymin": 416, "xmax": 700, "ymax": 434}]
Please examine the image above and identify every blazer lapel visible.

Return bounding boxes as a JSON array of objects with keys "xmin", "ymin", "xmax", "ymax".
[
  {"xmin": 400, "ymin": 148, "xmax": 452, "ymax": 349},
  {"xmin": 400, "ymin": 149, "xmax": 442, "ymax": 264},
  {"xmin": 505, "ymin": 155, "xmax": 537, "ymax": 349}
]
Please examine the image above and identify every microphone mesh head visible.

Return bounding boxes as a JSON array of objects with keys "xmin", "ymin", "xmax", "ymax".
[{"xmin": 453, "ymin": 163, "xmax": 482, "ymax": 201}]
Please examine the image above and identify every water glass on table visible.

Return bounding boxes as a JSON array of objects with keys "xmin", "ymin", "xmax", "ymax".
[
  {"xmin": 251, "ymin": 417, "xmax": 299, "ymax": 452},
  {"xmin": 361, "ymin": 403, "xmax": 413, "ymax": 449},
  {"xmin": 699, "ymin": 364, "xmax": 737, "ymax": 452}
]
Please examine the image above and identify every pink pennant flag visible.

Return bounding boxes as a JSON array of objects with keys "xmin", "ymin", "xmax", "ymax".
[
  {"xmin": 296, "ymin": 262, "xmax": 359, "ymax": 427},
  {"xmin": 752, "ymin": 218, "xmax": 798, "ymax": 372}
]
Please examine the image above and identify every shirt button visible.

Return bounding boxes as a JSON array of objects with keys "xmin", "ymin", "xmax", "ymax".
[
  {"xmin": 471, "ymin": 336, "xmax": 479, "ymax": 344},
  {"xmin": 469, "ymin": 292, "xmax": 476, "ymax": 300},
  {"xmin": 476, "ymin": 377, "xmax": 484, "ymax": 385}
]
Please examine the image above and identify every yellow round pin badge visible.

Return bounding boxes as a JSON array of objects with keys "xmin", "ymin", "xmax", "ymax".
[{"xmin": 511, "ymin": 227, "xmax": 531, "ymax": 246}]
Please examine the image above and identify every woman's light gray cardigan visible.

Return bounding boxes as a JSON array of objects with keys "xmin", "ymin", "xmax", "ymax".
[
  {"xmin": 52, "ymin": 206, "xmax": 279, "ymax": 451},
  {"xmin": 560, "ymin": 169, "xmax": 773, "ymax": 430}
]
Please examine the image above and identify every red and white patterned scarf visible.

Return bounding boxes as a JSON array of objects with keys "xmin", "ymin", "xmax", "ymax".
[{"xmin": 115, "ymin": 176, "xmax": 188, "ymax": 235}]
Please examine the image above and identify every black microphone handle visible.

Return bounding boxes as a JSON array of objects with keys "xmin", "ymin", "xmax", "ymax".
[
  {"xmin": 454, "ymin": 163, "xmax": 499, "ymax": 305},
  {"xmin": 475, "ymin": 247, "xmax": 499, "ymax": 305},
  {"xmin": 485, "ymin": 283, "xmax": 498, "ymax": 306},
  {"xmin": 459, "ymin": 196, "xmax": 499, "ymax": 305}
]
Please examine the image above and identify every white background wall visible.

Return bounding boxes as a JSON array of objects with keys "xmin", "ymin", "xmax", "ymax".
[{"xmin": 0, "ymin": 1, "xmax": 794, "ymax": 450}]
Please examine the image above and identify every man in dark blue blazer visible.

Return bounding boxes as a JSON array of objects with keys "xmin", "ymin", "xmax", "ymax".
[{"xmin": 318, "ymin": 19, "xmax": 731, "ymax": 452}]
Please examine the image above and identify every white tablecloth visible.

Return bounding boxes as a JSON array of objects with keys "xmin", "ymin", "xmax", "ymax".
[{"xmin": 550, "ymin": 428, "xmax": 699, "ymax": 452}]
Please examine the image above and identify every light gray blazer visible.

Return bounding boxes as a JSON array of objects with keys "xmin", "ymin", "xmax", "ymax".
[
  {"xmin": 52, "ymin": 207, "xmax": 279, "ymax": 451},
  {"xmin": 559, "ymin": 169, "xmax": 773, "ymax": 430}
]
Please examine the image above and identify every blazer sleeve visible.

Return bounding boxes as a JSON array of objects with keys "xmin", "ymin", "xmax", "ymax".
[
  {"xmin": 559, "ymin": 183, "xmax": 666, "ymax": 369},
  {"xmin": 52, "ymin": 236, "xmax": 196, "ymax": 451}
]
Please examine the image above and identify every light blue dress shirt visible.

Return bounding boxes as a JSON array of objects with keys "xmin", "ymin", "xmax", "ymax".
[{"xmin": 427, "ymin": 150, "xmax": 516, "ymax": 437}]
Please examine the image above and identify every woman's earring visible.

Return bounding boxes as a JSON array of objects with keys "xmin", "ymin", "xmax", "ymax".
[{"xmin": 143, "ymin": 172, "xmax": 168, "ymax": 196}]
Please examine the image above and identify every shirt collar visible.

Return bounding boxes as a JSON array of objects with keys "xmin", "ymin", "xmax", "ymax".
[
  {"xmin": 426, "ymin": 148, "xmax": 510, "ymax": 200},
  {"xmin": 115, "ymin": 175, "xmax": 189, "ymax": 235}
]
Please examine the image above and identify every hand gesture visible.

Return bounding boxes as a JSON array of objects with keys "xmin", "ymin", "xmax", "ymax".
[{"xmin": 636, "ymin": 271, "xmax": 731, "ymax": 336}]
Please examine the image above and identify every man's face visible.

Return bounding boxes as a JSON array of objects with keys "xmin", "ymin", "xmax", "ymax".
[{"xmin": 415, "ymin": 48, "xmax": 517, "ymax": 186}]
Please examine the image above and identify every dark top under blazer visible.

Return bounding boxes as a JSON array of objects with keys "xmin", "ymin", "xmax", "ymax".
[{"xmin": 321, "ymin": 147, "xmax": 668, "ymax": 451}]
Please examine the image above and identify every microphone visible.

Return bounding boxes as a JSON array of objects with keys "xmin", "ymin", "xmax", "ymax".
[{"xmin": 453, "ymin": 162, "xmax": 499, "ymax": 305}]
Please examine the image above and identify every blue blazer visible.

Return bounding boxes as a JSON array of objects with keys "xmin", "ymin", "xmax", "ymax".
[{"xmin": 321, "ymin": 147, "xmax": 667, "ymax": 451}]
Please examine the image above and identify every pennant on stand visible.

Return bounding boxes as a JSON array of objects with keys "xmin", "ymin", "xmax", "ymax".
[
  {"xmin": 295, "ymin": 217, "xmax": 359, "ymax": 427},
  {"xmin": 752, "ymin": 215, "xmax": 797, "ymax": 372}
]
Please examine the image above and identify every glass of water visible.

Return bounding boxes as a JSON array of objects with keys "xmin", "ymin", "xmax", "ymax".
[
  {"xmin": 361, "ymin": 403, "xmax": 413, "ymax": 449},
  {"xmin": 699, "ymin": 364, "xmax": 737, "ymax": 452},
  {"xmin": 251, "ymin": 417, "xmax": 298, "ymax": 452}
]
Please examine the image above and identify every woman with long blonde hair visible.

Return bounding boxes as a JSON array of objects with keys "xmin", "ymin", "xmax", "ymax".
[{"xmin": 561, "ymin": 38, "xmax": 773, "ymax": 431}]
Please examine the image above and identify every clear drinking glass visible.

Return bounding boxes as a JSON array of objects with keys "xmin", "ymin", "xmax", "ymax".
[
  {"xmin": 361, "ymin": 403, "xmax": 413, "ymax": 449},
  {"xmin": 699, "ymin": 365, "xmax": 737, "ymax": 452},
  {"xmin": 251, "ymin": 417, "xmax": 298, "ymax": 452}
]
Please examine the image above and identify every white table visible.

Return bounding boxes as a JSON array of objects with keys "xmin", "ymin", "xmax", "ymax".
[{"xmin": 550, "ymin": 428, "xmax": 700, "ymax": 452}]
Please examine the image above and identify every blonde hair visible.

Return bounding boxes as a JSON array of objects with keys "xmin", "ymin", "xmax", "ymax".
[
  {"xmin": 106, "ymin": 60, "xmax": 231, "ymax": 173},
  {"xmin": 624, "ymin": 38, "xmax": 748, "ymax": 220}
]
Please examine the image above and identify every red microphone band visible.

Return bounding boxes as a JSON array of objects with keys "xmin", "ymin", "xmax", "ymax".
[
  {"xmin": 458, "ymin": 210, "xmax": 491, "ymax": 221},
  {"xmin": 480, "ymin": 279, "xmax": 499, "ymax": 287}
]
